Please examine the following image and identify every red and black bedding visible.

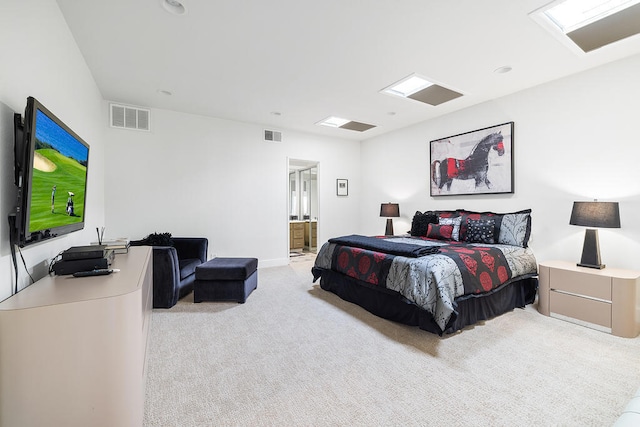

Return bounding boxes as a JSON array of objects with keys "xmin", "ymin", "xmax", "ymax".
[{"xmin": 311, "ymin": 209, "xmax": 538, "ymax": 335}]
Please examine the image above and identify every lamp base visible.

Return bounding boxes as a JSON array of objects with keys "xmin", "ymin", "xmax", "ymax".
[
  {"xmin": 577, "ymin": 262, "xmax": 605, "ymax": 270},
  {"xmin": 385, "ymin": 218, "xmax": 394, "ymax": 236},
  {"xmin": 578, "ymin": 228, "xmax": 605, "ymax": 269}
]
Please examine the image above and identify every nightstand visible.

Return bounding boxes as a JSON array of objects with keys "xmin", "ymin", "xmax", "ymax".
[{"xmin": 538, "ymin": 260, "xmax": 640, "ymax": 338}]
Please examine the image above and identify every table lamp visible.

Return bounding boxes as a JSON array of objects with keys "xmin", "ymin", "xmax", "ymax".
[
  {"xmin": 569, "ymin": 201, "xmax": 620, "ymax": 269},
  {"xmin": 380, "ymin": 203, "xmax": 400, "ymax": 236}
]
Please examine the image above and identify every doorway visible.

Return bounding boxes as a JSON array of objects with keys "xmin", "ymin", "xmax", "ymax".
[{"xmin": 288, "ymin": 159, "xmax": 318, "ymax": 259}]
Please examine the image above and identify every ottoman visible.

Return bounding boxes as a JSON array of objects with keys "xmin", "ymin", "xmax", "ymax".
[{"xmin": 194, "ymin": 257, "xmax": 258, "ymax": 303}]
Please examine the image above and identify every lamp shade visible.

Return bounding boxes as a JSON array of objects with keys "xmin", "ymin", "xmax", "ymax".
[
  {"xmin": 380, "ymin": 203, "xmax": 400, "ymax": 218},
  {"xmin": 569, "ymin": 201, "xmax": 620, "ymax": 228}
]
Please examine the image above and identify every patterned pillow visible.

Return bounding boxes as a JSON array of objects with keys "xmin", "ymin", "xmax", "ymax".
[
  {"xmin": 410, "ymin": 211, "xmax": 439, "ymax": 236},
  {"xmin": 438, "ymin": 216, "xmax": 462, "ymax": 241},
  {"xmin": 498, "ymin": 211, "xmax": 532, "ymax": 247},
  {"xmin": 465, "ymin": 218, "xmax": 496, "ymax": 244},
  {"xmin": 426, "ymin": 223, "xmax": 453, "ymax": 240},
  {"xmin": 433, "ymin": 210, "xmax": 458, "ymax": 219},
  {"xmin": 457, "ymin": 211, "xmax": 503, "ymax": 241}
]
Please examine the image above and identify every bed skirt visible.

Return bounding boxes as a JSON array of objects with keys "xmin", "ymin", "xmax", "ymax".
[{"xmin": 314, "ymin": 267, "xmax": 538, "ymax": 335}]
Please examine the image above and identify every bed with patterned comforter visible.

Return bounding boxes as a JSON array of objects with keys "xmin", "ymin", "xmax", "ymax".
[{"xmin": 311, "ymin": 209, "xmax": 539, "ymax": 335}]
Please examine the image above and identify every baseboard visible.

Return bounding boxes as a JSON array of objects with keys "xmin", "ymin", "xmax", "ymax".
[{"xmin": 258, "ymin": 257, "xmax": 289, "ymax": 268}]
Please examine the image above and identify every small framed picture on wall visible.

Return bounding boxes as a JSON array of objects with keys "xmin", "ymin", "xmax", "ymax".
[{"xmin": 336, "ymin": 179, "xmax": 348, "ymax": 196}]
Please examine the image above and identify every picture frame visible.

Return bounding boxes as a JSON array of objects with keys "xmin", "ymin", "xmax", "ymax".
[
  {"xmin": 429, "ymin": 122, "xmax": 514, "ymax": 197},
  {"xmin": 336, "ymin": 179, "xmax": 348, "ymax": 196}
]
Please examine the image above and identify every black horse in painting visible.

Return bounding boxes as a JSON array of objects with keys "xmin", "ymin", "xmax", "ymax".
[{"xmin": 431, "ymin": 132, "xmax": 505, "ymax": 192}]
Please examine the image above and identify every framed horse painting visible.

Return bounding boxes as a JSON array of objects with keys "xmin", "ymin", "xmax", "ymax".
[{"xmin": 430, "ymin": 122, "xmax": 514, "ymax": 196}]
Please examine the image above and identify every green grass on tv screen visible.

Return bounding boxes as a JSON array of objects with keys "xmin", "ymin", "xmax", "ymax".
[{"xmin": 29, "ymin": 148, "xmax": 87, "ymax": 233}]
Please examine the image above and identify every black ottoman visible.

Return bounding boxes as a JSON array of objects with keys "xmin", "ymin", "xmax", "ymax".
[{"xmin": 194, "ymin": 257, "xmax": 258, "ymax": 303}]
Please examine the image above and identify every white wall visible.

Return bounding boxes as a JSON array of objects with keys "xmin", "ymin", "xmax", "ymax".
[
  {"xmin": 0, "ymin": 0, "xmax": 105, "ymax": 301},
  {"xmin": 2, "ymin": 0, "xmax": 638, "ymax": 301},
  {"xmin": 104, "ymin": 107, "xmax": 361, "ymax": 267},
  {"xmin": 360, "ymin": 53, "xmax": 640, "ymax": 271}
]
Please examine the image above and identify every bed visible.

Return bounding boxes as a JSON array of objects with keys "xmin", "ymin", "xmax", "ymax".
[{"xmin": 311, "ymin": 209, "xmax": 538, "ymax": 335}]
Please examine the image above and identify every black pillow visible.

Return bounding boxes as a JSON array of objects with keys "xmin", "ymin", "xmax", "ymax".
[
  {"xmin": 145, "ymin": 232, "xmax": 174, "ymax": 246},
  {"xmin": 465, "ymin": 219, "xmax": 495, "ymax": 244},
  {"xmin": 410, "ymin": 211, "xmax": 438, "ymax": 236}
]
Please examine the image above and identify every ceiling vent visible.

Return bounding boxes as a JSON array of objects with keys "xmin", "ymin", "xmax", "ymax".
[
  {"xmin": 264, "ymin": 129, "xmax": 283, "ymax": 143},
  {"xmin": 110, "ymin": 103, "xmax": 151, "ymax": 131}
]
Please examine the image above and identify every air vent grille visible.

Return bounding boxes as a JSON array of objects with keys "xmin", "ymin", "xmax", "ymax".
[
  {"xmin": 264, "ymin": 129, "xmax": 282, "ymax": 142},
  {"xmin": 110, "ymin": 103, "xmax": 151, "ymax": 131}
]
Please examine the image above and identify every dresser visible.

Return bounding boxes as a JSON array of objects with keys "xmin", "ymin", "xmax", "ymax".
[
  {"xmin": 290, "ymin": 221, "xmax": 305, "ymax": 250},
  {"xmin": 0, "ymin": 247, "xmax": 152, "ymax": 427},
  {"xmin": 538, "ymin": 260, "xmax": 640, "ymax": 338}
]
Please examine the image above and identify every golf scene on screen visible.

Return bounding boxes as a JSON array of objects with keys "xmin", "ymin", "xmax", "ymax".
[{"xmin": 29, "ymin": 109, "xmax": 88, "ymax": 233}]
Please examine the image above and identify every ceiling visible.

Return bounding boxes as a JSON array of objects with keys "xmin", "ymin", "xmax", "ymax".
[{"xmin": 55, "ymin": 0, "xmax": 640, "ymax": 141}]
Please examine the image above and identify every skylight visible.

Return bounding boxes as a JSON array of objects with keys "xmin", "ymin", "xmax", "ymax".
[
  {"xmin": 316, "ymin": 116, "xmax": 376, "ymax": 132},
  {"xmin": 382, "ymin": 74, "xmax": 433, "ymax": 98},
  {"xmin": 531, "ymin": 0, "xmax": 640, "ymax": 52},
  {"xmin": 317, "ymin": 116, "xmax": 350, "ymax": 128},
  {"xmin": 544, "ymin": 0, "xmax": 640, "ymax": 33},
  {"xmin": 380, "ymin": 73, "xmax": 463, "ymax": 106}
]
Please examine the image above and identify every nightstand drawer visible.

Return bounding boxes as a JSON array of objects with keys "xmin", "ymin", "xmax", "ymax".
[
  {"xmin": 550, "ymin": 290, "xmax": 612, "ymax": 328},
  {"xmin": 551, "ymin": 268, "xmax": 611, "ymax": 300}
]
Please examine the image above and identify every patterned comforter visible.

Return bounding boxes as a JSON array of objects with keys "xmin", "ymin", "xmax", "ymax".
[{"xmin": 312, "ymin": 236, "xmax": 537, "ymax": 332}]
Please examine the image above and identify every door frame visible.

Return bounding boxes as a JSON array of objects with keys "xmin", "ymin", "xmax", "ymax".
[{"xmin": 287, "ymin": 158, "xmax": 319, "ymax": 262}]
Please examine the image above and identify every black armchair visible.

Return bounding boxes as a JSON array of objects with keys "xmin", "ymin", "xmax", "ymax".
[{"xmin": 131, "ymin": 237, "xmax": 208, "ymax": 308}]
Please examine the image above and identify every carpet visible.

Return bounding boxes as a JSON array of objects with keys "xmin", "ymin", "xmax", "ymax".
[{"xmin": 144, "ymin": 260, "xmax": 640, "ymax": 426}]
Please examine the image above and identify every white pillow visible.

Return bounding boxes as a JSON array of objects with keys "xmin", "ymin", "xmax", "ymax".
[{"xmin": 498, "ymin": 212, "xmax": 531, "ymax": 247}]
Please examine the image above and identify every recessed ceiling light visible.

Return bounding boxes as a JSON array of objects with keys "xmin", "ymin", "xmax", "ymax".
[
  {"xmin": 382, "ymin": 74, "xmax": 433, "ymax": 98},
  {"xmin": 162, "ymin": 0, "xmax": 186, "ymax": 15},
  {"xmin": 494, "ymin": 66, "xmax": 513, "ymax": 74}
]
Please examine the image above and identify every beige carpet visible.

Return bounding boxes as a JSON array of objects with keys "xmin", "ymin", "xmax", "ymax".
[{"xmin": 144, "ymin": 259, "xmax": 640, "ymax": 426}]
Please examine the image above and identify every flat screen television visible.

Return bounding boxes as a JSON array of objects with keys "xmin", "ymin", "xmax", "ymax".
[{"xmin": 13, "ymin": 97, "xmax": 90, "ymax": 247}]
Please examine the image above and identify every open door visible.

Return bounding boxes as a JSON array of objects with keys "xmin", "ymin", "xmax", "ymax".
[{"xmin": 288, "ymin": 159, "xmax": 318, "ymax": 259}]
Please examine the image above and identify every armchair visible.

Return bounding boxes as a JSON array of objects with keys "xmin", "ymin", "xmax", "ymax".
[{"xmin": 131, "ymin": 237, "xmax": 208, "ymax": 308}]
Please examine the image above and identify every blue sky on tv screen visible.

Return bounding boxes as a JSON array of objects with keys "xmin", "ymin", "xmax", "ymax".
[{"xmin": 35, "ymin": 109, "xmax": 88, "ymax": 162}]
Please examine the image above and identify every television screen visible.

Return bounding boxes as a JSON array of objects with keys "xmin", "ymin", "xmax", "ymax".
[{"xmin": 15, "ymin": 97, "xmax": 90, "ymax": 246}]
